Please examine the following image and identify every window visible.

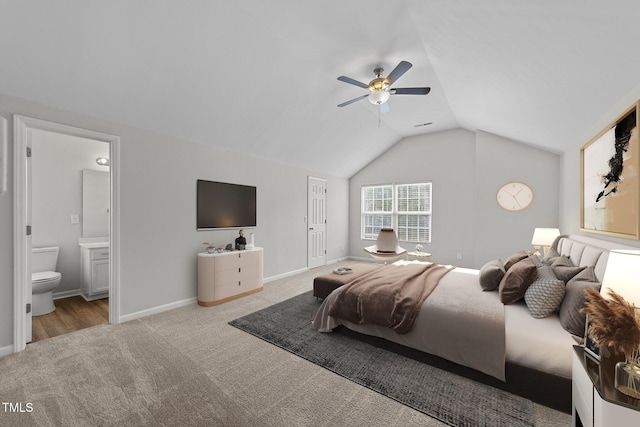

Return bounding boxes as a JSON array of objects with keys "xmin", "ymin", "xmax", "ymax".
[
  {"xmin": 361, "ymin": 182, "xmax": 432, "ymax": 243},
  {"xmin": 361, "ymin": 185, "xmax": 393, "ymax": 240}
]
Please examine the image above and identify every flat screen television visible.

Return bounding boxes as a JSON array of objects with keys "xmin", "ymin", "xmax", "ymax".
[{"xmin": 197, "ymin": 179, "xmax": 257, "ymax": 230}]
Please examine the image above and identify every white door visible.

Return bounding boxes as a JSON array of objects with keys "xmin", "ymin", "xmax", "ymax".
[
  {"xmin": 25, "ymin": 141, "xmax": 33, "ymax": 342},
  {"xmin": 307, "ymin": 177, "xmax": 327, "ymax": 269},
  {"xmin": 14, "ymin": 116, "xmax": 121, "ymax": 353}
]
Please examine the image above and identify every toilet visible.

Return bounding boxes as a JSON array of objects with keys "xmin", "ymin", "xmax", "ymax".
[{"xmin": 32, "ymin": 246, "xmax": 62, "ymax": 316}]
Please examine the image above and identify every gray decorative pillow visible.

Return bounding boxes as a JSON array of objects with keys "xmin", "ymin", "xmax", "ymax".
[
  {"xmin": 541, "ymin": 247, "xmax": 560, "ymax": 265},
  {"xmin": 499, "ymin": 257, "xmax": 538, "ymax": 304},
  {"xmin": 529, "ymin": 253, "xmax": 543, "ymax": 267},
  {"xmin": 559, "ymin": 280, "xmax": 601, "ymax": 336},
  {"xmin": 551, "ymin": 255, "xmax": 573, "ymax": 267},
  {"xmin": 552, "ymin": 265, "xmax": 587, "ymax": 283},
  {"xmin": 479, "ymin": 259, "xmax": 505, "ymax": 291},
  {"xmin": 504, "ymin": 251, "xmax": 528, "ymax": 271},
  {"xmin": 524, "ymin": 265, "xmax": 566, "ymax": 318},
  {"xmin": 567, "ymin": 266, "xmax": 597, "ymax": 285}
]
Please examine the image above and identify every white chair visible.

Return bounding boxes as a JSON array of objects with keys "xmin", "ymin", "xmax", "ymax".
[{"xmin": 364, "ymin": 228, "xmax": 407, "ymax": 263}]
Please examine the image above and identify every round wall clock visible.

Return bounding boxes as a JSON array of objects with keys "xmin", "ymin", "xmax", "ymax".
[{"xmin": 496, "ymin": 182, "xmax": 533, "ymax": 211}]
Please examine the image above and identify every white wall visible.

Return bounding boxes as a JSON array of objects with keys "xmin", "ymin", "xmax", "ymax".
[
  {"xmin": 474, "ymin": 130, "xmax": 560, "ymax": 266},
  {"xmin": 350, "ymin": 129, "xmax": 477, "ymax": 267},
  {"xmin": 0, "ymin": 93, "xmax": 350, "ymax": 351},
  {"xmin": 349, "ymin": 128, "xmax": 560, "ymax": 268},
  {"xmin": 31, "ymin": 129, "xmax": 109, "ymax": 295}
]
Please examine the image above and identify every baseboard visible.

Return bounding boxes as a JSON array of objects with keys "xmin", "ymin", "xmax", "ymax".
[
  {"xmin": 345, "ymin": 256, "xmax": 379, "ymax": 263},
  {"xmin": 119, "ymin": 297, "xmax": 197, "ymax": 323},
  {"xmin": 121, "ymin": 259, "xmax": 360, "ymax": 322},
  {"xmin": 264, "ymin": 267, "xmax": 309, "ymax": 283},
  {"xmin": 53, "ymin": 289, "xmax": 82, "ymax": 300},
  {"xmin": 0, "ymin": 344, "xmax": 15, "ymax": 358}
]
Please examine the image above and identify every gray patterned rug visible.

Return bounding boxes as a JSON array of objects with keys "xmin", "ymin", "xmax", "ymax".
[{"xmin": 229, "ymin": 291, "xmax": 534, "ymax": 427}]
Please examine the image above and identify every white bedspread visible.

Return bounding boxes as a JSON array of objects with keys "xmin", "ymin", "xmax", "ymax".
[{"xmin": 314, "ymin": 266, "xmax": 507, "ymax": 381}]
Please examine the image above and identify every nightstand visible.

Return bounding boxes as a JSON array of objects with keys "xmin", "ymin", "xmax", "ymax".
[
  {"xmin": 572, "ymin": 346, "xmax": 640, "ymax": 427},
  {"xmin": 406, "ymin": 251, "xmax": 431, "ymax": 262}
]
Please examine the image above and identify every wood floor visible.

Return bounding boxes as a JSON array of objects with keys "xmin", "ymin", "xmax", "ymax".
[{"xmin": 31, "ymin": 296, "xmax": 109, "ymax": 343}]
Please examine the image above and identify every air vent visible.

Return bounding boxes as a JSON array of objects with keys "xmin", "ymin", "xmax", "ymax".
[{"xmin": 414, "ymin": 122, "xmax": 433, "ymax": 128}]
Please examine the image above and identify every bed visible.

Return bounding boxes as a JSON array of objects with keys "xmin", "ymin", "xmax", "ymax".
[{"xmin": 312, "ymin": 234, "xmax": 637, "ymax": 412}]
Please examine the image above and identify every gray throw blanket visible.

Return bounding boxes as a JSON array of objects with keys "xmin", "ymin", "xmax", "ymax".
[{"xmin": 328, "ymin": 263, "xmax": 455, "ymax": 334}]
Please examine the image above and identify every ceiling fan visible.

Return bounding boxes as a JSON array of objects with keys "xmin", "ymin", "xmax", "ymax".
[{"xmin": 337, "ymin": 60, "xmax": 431, "ymax": 109}]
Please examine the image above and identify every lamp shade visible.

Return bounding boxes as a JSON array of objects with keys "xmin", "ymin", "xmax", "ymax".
[
  {"xmin": 601, "ymin": 249, "xmax": 640, "ymax": 307},
  {"xmin": 531, "ymin": 228, "xmax": 560, "ymax": 246}
]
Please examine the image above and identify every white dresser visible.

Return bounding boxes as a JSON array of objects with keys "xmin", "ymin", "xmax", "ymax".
[
  {"xmin": 572, "ymin": 346, "xmax": 640, "ymax": 427},
  {"xmin": 197, "ymin": 247, "xmax": 263, "ymax": 306},
  {"xmin": 80, "ymin": 243, "xmax": 109, "ymax": 301}
]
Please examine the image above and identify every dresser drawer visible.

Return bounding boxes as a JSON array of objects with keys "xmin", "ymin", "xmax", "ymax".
[
  {"xmin": 215, "ymin": 250, "xmax": 260, "ymax": 271},
  {"xmin": 215, "ymin": 277, "xmax": 262, "ymax": 301},
  {"xmin": 197, "ymin": 248, "xmax": 263, "ymax": 307},
  {"xmin": 90, "ymin": 248, "xmax": 110, "ymax": 260}
]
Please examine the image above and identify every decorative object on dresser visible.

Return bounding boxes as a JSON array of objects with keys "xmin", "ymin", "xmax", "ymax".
[
  {"xmin": 581, "ymin": 249, "xmax": 640, "ymax": 399},
  {"xmin": 496, "ymin": 181, "xmax": 533, "ymax": 211},
  {"xmin": 202, "ymin": 242, "xmax": 216, "ymax": 254},
  {"xmin": 197, "ymin": 247, "xmax": 263, "ymax": 306},
  {"xmin": 581, "ymin": 100, "xmax": 639, "ymax": 240},
  {"xmin": 531, "ymin": 227, "xmax": 560, "ymax": 257}
]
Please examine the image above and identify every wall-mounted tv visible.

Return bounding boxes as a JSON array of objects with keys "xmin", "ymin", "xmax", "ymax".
[{"xmin": 197, "ymin": 179, "xmax": 257, "ymax": 230}]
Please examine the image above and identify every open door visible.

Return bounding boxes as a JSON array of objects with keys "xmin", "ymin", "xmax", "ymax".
[
  {"xmin": 25, "ymin": 134, "xmax": 33, "ymax": 342},
  {"xmin": 13, "ymin": 116, "xmax": 120, "ymax": 353},
  {"xmin": 307, "ymin": 176, "xmax": 326, "ymax": 269}
]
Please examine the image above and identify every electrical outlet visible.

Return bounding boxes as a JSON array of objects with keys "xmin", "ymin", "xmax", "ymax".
[
  {"xmin": 457, "ymin": 252, "xmax": 463, "ymax": 260},
  {"xmin": 70, "ymin": 214, "xmax": 80, "ymax": 224}
]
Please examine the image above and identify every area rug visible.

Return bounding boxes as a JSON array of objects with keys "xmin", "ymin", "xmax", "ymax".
[{"xmin": 229, "ymin": 291, "xmax": 534, "ymax": 427}]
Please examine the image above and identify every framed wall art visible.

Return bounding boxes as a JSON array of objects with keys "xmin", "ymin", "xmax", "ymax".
[{"xmin": 581, "ymin": 101, "xmax": 640, "ymax": 240}]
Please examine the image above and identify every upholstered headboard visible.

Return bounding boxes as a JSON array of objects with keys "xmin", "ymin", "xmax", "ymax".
[
  {"xmin": 551, "ymin": 234, "xmax": 638, "ymax": 282},
  {"xmin": 548, "ymin": 234, "xmax": 639, "ymax": 337}
]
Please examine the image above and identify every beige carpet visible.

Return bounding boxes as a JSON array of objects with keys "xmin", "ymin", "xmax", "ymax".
[{"xmin": 0, "ymin": 261, "xmax": 571, "ymax": 426}]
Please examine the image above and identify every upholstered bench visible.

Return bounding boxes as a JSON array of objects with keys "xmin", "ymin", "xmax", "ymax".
[{"xmin": 313, "ymin": 263, "xmax": 381, "ymax": 299}]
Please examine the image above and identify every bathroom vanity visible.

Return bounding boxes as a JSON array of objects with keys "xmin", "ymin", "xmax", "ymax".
[{"xmin": 80, "ymin": 242, "xmax": 109, "ymax": 301}]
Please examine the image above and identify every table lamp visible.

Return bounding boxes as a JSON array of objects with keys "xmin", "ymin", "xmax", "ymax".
[
  {"xmin": 601, "ymin": 249, "xmax": 640, "ymax": 306},
  {"xmin": 531, "ymin": 228, "xmax": 560, "ymax": 257}
]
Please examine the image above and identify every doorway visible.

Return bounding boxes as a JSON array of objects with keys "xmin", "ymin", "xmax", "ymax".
[
  {"xmin": 307, "ymin": 176, "xmax": 327, "ymax": 269},
  {"xmin": 13, "ymin": 116, "xmax": 120, "ymax": 352}
]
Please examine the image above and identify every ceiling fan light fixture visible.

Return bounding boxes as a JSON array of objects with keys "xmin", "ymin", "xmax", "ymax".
[{"xmin": 368, "ymin": 90, "xmax": 390, "ymax": 105}]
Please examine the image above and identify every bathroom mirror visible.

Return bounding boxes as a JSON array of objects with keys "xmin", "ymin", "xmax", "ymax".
[{"xmin": 82, "ymin": 169, "xmax": 109, "ymax": 238}]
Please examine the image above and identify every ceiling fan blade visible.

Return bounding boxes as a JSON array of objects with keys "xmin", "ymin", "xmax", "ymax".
[
  {"xmin": 391, "ymin": 87, "xmax": 431, "ymax": 95},
  {"xmin": 337, "ymin": 94, "xmax": 369, "ymax": 107},
  {"xmin": 385, "ymin": 61, "xmax": 412, "ymax": 85},
  {"xmin": 337, "ymin": 76, "xmax": 369, "ymax": 89}
]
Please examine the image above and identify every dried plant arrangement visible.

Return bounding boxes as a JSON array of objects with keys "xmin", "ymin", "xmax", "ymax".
[{"xmin": 582, "ymin": 288, "xmax": 640, "ymax": 398}]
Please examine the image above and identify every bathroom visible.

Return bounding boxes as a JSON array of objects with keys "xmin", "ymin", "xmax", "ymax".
[{"xmin": 30, "ymin": 128, "xmax": 110, "ymax": 342}]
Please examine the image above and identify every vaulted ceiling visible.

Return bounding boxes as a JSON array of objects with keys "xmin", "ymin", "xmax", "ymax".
[{"xmin": 2, "ymin": 1, "xmax": 640, "ymax": 177}]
